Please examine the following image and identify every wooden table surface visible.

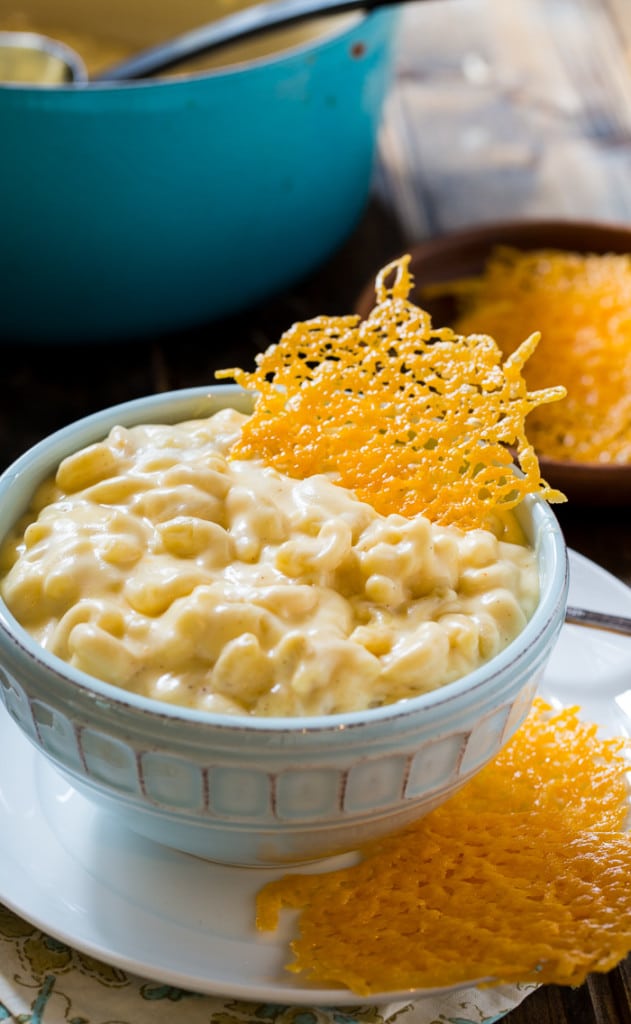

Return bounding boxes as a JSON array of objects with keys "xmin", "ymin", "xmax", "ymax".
[{"xmin": 3, "ymin": 0, "xmax": 631, "ymax": 1020}]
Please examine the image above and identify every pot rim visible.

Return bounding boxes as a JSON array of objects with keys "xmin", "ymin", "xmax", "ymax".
[{"xmin": 0, "ymin": 8, "xmax": 381, "ymax": 94}]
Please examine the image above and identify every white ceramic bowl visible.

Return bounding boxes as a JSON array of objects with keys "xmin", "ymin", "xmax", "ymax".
[{"xmin": 0, "ymin": 386, "xmax": 569, "ymax": 866}]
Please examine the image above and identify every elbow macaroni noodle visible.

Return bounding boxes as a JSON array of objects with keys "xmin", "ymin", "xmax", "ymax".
[{"xmin": 0, "ymin": 409, "xmax": 539, "ymax": 717}]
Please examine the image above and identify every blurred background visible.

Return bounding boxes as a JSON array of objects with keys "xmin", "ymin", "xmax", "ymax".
[{"xmin": 2, "ymin": 2, "xmax": 631, "ymax": 1021}]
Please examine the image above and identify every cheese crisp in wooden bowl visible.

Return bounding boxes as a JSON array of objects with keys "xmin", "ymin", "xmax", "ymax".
[
  {"xmin": 0, "ymin": 260, "xmax": 568, "ymax": 866},
  {"xmin": 356, "ymin": 220, "xmax": 631, "ymax": 504}
]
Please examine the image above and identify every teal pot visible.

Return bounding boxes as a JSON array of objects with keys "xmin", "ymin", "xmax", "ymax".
[{"xmin": 0, "ymin": 2, "xmax": 399, "ymax": 342}]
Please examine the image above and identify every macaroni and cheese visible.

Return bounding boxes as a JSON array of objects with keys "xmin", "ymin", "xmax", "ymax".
[{"xmin": 0, "ymin": 408, "xmax": 539, "ymax": 717}]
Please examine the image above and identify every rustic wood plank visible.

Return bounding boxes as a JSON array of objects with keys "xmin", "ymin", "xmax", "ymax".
[
  {"xmin": 376, "ymin": 0, "xmax": 631, "ymax": 241},
  {"xmin": 612, "ymin": 957, "xmax": 631, "ymax": 1024},
  {"xmin": 603, "ymin": 0, "xmax": 631, "ymax": 68},
  {"xmin": 540, "ymin": 0, "xmax": 631, "ymax": 142},
  {"xmin": 504, "ymin": 981, "xmax": 599, "ymax": 1024},
  {"xmin": 588, "ymin": 970, "xmax": 631, "ymax": 1024}
]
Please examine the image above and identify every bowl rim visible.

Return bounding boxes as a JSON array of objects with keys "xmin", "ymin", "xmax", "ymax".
[{"xmin": 0, "ymin": 383, "xmax": 569, "ymax": 734}]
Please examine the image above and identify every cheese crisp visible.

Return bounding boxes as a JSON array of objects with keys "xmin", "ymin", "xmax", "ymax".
[
  {"xmin": 218, "ymin": 255, "xmax": 566, "ymax": 529},
  {"xmin": 0, "ymin": 409, "xmax": 539, "ymax": 716},
  {"xmin": 256, "ymin": 701, "xmax": 631, "ymax": 993},
  {"xmin": 427, "ymin": 246, "xmax": 631, "ymax": 464}
]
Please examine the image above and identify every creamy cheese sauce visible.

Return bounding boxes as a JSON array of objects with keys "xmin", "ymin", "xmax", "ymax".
[{"xmin": 0, "ymin": 409, "xmax": 539, "ymax": 716}]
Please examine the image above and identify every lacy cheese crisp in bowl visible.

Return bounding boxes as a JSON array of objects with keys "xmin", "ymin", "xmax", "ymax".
[{"xmin": 0, "ymin": 258, "xmax": 568, "ymax": 866}]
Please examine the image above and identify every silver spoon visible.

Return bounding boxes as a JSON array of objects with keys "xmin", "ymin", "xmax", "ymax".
[
  {"xmin": 565, "ymin": 606, "xmax": 631, "ymax": 637},
  {"xmin": 0, "ymin": 0, "xmax": 418, "ymax": 86},
  {"xmin": 99, "ymin": 0, "xmax": 414, "ymax": 81}
]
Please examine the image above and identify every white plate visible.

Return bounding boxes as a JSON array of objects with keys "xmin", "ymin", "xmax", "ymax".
[{"xmin": 0, "ymin": 549, "xmax": 630, "ymax": 1007}]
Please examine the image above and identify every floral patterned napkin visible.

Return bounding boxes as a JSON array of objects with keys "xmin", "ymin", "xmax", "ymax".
[{"xmin": 0, "ymin": 903, "xmax": 534, "ymax": 1024}]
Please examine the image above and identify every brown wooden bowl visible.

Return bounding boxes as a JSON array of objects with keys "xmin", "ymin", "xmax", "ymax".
[{"xmin": 355, "ymin": 219, "xmax": 631, "ymax": 506}]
